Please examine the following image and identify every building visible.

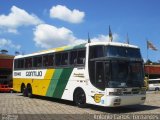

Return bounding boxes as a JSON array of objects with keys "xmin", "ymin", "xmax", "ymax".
[
  {"xmin": 0, "ymin": 54, "xmax": 14, "ymax": 86},
  {"xmin": 144, "ymin": 65, "xmax": 160, "ymax": 79}
]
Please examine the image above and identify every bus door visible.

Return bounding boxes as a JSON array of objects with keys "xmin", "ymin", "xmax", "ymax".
[
  {"xmin": 104, "ymin": 61, "xmax": 110, "ymax": 86},
  {"xmin": 95, "ymin": 61, "xmax": 105, "ymax": 90},
  {"xmin": 95, "ymin": 61, "xmax": 110, "ymax": 90}
]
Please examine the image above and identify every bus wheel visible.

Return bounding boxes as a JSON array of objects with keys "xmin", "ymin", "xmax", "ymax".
[
  {"xmin": 23, "ymin": 88, "xmax": 28, "ymax": 97},
  {"xmin": 155, "ymin": 87, "xmax": 159, "ymax": 91},
  {"xmin": 21, "ymin": 84, "xmax": 25, "ymax": 93},
  {"xmin": 73, "ymin": 88, "xmax": 86, "ymax": 108},
  {"xmin": 27, "ymin": 86, "xmax": 33, "ymax": 98}
]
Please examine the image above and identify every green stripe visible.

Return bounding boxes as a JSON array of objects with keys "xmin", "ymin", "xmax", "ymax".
[
  {"xmin": 72, "ymin": 43, "xmax": 86, "ymax": 49},
  {"xmin": 46, "ymin": 69, "xmax": 63, "ymax": 97},
  {"xmin": 46, "ymin": 68, "xmax": 73, "ymax": 98},
  {"xmin": 52, "ymin": 68, "xmax": 73, "ymax": 98},
  {"xmin": 64, "ymin": 43, "xmax": 86, "ymax": 51}
]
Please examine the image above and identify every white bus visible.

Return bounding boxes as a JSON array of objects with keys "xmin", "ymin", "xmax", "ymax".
[
  {"xmin": 13, "ymin": 42, "xmax": 146, "ymax": 107},
  {"xmin": 148, "ymin": 79, "xmax": 160, "ymax": 91}
]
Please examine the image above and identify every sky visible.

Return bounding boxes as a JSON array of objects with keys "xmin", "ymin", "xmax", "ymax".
[{"xmin": 0, "ymin": 0, "xmax": 160, "ymax": 62}]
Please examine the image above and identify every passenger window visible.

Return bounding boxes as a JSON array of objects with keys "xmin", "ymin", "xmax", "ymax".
[
  {"xmin": 33, "ymin": 56, "xmax": 42, "ymax": 67},
  {"xmin": 43, "ymin": 55, "xmax": 49, "ymax": 67},
  {"xmin": 77, "ymin": 50, "xmax": 85, "ymax": 65},
  {"xmin": 14, "ymin": 59, "xmax": 18, "ymax": 69},
  {"xmin": 70, "ymin": 51, "xmax": 77, "ymax": 65},
  {"xmin": 55, "ymin": 52, "xmax": 68, "ymax": 66},
  {"xmin": 48, "ymin": 54, "xmax": 54, "ymax": 66},
  {"xmin": 55, "ymin": 53, "xmax": 61, "ymax": 66},
  {"xmin": 43, "ymin": 54, "xmax": 54, "ymax": 67},
  {"xmin": 14, "ymin": 59, "xmax": 24, "ymax": 69},
  {"xmin": 61, "ymin": 53, "xmax": 68, "ymax": 65},
  {"xmin": 18, "ymin": 59, "xmax": 24, "ymax": 68},
  {"xmin": 25, "ymin": 57, "xmax": 32, "ymax": 68}
]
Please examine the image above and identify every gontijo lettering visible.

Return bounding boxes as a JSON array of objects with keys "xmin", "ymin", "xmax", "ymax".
[{"xmin": 26, "ymin": 71, "xmax": 42, "ymax": 76}]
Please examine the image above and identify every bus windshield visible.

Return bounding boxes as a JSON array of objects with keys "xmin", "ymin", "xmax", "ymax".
[
  {"xmin": 89, "ymin": 45, "xmax": 142, "ymax": 59},
  {"xmin": 89, "ymin": 45, "xmax": 144, "ymax": 90},
  {"xmin": 108, "ymin": 61, "xmax": 144, "ymax": 88},
  {"xmin": 106, "ymin": 46, "xmax": 142, "ymax": 58}
]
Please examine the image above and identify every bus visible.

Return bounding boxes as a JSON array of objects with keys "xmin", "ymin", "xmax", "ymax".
[
  {"xmin": 13, "ymin": 42, "xmax": 146, "ymax": 107},
  {"xmin": 148, "ymin": 79, "xmax": 160, "ymax": 91}
]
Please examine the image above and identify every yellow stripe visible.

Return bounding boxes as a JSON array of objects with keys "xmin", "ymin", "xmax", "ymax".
[
  {"xmin": 33, "ymin": 45, "xmax": 68, "ymax": 54},
  {"xmin": 36, "ymin": 69, "xmax": 55, "ymax": 96},
  {"xmin": 55, "ymin": 46, "xmax": 66, "ymax": 52},
  {"xmin": 13, "ymin": 69, "xmax": 55, "ymax": 96}
]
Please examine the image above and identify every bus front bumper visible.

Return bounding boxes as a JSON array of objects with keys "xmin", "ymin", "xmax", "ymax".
[{"xmin": 105, "ymin": 94, "xmax": 146, "ymax": 107}]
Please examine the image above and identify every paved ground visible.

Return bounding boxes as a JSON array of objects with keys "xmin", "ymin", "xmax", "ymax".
[{"xmin": 0, "ymin": 92, "xmax": 160, "ymax": 120}]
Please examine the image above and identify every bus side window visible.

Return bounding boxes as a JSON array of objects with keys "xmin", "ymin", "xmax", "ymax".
[
  {"xmin": 14, "ymin": 59, "xmax": 24, "ymax": 69},
  {"xmin": 19, "ymin": 59, "xmax": 24, "ymax": 68},
  {"xmin": 55, "ymin": 53, "xmax": 61, "ymax": 66},
  {"xmin": 14, "ymin": 59, "xmax": 18, "ymax": 69},
  {"xmin": 25, "ymin": 57, "xmax": 32, "ymax": 68},
  {"xmin": 19, "ymin": 59, "xmax": 24, "ymax": 69},
  {"xmin": 33, "ymin": 56, "xmax": 42, "ymax": 68},
  {"xmin": 70, "ymin": 51, "xmax": 77, "ymax": 65},
  {"xmin": 61, "ymin": 53, "xmax": 68, "ymax": 65},
  {"xmin": 77, "ymin": 50, "xmax": 85, "ymax": 65},
  {"xmin": 48, "ymin": 54, "xmax": 54, "ymax": 66},
  {"xmin": 43, "ymin": 54, "xmax": 54, "ymax": 67},
  {"xmin": 43, "ymin": 55, "xmax": 49, "ymax": 67}
]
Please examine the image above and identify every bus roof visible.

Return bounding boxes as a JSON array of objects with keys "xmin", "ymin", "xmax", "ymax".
[
  {"xmin": 14, "ymin": 42, "xmax": 139, "ymax": 59},
  {"xmin": 89, "ymin": 42, "xmax": 139, "ymax": 48}
]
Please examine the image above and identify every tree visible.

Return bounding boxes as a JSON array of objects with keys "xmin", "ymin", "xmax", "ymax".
[
  {"xmin": 145, "ymin": 59, "xmax": 152, "ymax": 65},
  {"xmin": 0, "ymin": 49, "xmax": 8, "ymax": 54}
]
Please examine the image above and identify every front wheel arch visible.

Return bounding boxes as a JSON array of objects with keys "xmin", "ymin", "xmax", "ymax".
[
  {"xmin": 73, "ymin": 87, "xmax": 86, "ymax": 108},
  {"xmin": 155, "ymin": 87, "xmax": 160, "ymax": 91}
]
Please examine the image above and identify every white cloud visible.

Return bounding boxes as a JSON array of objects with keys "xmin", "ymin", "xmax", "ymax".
[
  {"xmin": 50, "ymin": 5, "xmax": 85, "ymax": 24},
  {"xmin": 92, "ymin": 33, "xmax": 119, "ymax": 42},
  {"xmin": 0, "ymin": 38, "xmax": 21, "ymax": 50},
  {"xmin": 0, "ymin": 6, "xmax": 43, "ymax": 33},
  {"xmin": 7, "ymin": 28, "xmax": 19, "ymax": 34},
  {"xmin": 33, "ymin": 24, "xmax": 77, "ymax": 48},
  {"xmin": 33, "ymin": 24, "xmax": 119, "ymax": 49}
]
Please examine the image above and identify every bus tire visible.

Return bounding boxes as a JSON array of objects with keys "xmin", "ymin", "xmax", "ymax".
[
  {"xmin": 21, "ymin": 84, "xmax": 25, "ymax": 93},
  {"xmin": 23, "ymin": 88, "xmax": 28, "ymax": 97},
  {"xmin": 27, "ymin": 85, "xmax": 33, "ymax": 98},
  {"xmin": 155, "ymin": 87, "xmax": 159, "ymax": 91},
  {"xmin": 73, "ymin": 88, "xmax": 86, "ymax": 108}
]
